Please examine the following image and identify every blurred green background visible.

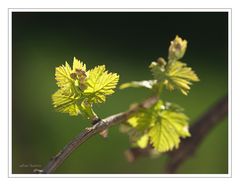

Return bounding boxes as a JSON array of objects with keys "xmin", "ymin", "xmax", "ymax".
[{"xmin": 12, "ymin": 12, "xmax": 228, "ymax": 174}]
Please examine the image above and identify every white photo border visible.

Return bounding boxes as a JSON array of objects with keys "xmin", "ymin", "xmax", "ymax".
[{"xmin": 8, "ymin": 8, "xmax": 232, "ymax": 178}]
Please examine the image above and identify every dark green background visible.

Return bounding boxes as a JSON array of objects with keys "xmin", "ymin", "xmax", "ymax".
[{"xmin": 12, "ymin": 12, "xmax": 228, "ymax": 174}]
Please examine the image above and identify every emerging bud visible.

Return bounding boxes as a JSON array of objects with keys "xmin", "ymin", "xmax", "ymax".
[
  {"xmin": 168, "ymin": 35, "xmax": 187, "ymax": 61},
  {"xmin": 70, "ymin": 72, "xmax": 77, "ymax": 80},
  {"xmin": 156, "ymin": 57, "xmax": 167, "ymax": 67},
  {"xmin": 72, "ymin": 68, "xmax": 88, "ymax": 91}
]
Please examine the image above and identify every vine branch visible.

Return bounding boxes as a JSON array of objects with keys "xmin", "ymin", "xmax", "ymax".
[{"xmin": 38, "ymin": 95, "xmax": 159, "ymax": 174}]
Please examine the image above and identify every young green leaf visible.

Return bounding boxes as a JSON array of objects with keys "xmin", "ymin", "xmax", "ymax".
[
  {"xmin": 150, "ymin": 60, "xmax": 199, "ymax": 95},
  {"xmin": 55, "ymin": 61, "xmax": 74, "ymax": 91},
  {"xmin": 72, "ymin": 57, "xmax": 86, "ymax": 72},
  {"xmin": 164, "ymin": 61, "xmax": 200, "ymax": 95},
  {"xmin": 125, "ymin": 101, "xmax": 190, "ymax": 152},
  {"xmin": 127, "ymin": 102, "xmax": 160, "ymax": 131},
  {"xmin": 149, "ymin": 110, "xmax": 190, "ymax": 152},
  {"xmin": 84, "ymin": 65, "xmax": 119, "ymax": 103},
  {"xmin": 55, "ymin": 57, "xmax": 87, "ymax": 94},
  {"xmin": 52, "ymin": 89, "xmax": 81, "ymax": 116}
]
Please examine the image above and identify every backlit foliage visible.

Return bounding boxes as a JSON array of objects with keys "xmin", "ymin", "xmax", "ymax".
[
  {"xmin": 120, "ymin": 36, "xmax": 199, "ymax": 152},
  {"xmin": 52, "ymin": 57, "xmax": 119, "ymax": 118}
]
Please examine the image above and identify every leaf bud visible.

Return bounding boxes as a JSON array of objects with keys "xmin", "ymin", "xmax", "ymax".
[{"xmin": 168, "ymin": 35, "xmax": 187, "ymax": 60}]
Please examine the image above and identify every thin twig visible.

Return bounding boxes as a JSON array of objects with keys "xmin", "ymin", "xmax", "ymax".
[
  {"xmin": 39, "ymin": 95, "xmax": 159, "ymax": 174},
  {"xmin": 124, "ymin": 95, "xmax": 228, "ymax": 173}
]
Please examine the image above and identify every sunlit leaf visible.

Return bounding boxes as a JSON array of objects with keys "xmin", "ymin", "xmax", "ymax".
[
  {"xmin": 164, "ymin": 61, "xmax": 199, "ymax": 95},
  {"xmin": 72, "ymin": 57, "xmax": 86, "ymax": 72},
  {"xmin": 55, "ymin": 61, "xmax": 73, "ymax": 90},
  {"xmin": 149, "ymin": 110, "xmax": 190, "ymax": 152},
  {"xmin": 125, "ymin": 101, "xmax": 190, "ymax": 152},
  {"xmin": 127, "ymin": 100, "xmax": 164, "ymax": 131},
  {"xmin": 55, "ymin": 58, "xmax": 88, "ymax": 95},
  {"xmin": 150, "ymin": 60, "xmax": 199, "ymax": 95},
  {"xmin": 52, "ymin": 89, "xmax": 81, "ymax": 116},
  {"xmin": 84, "ymin": 65, "xmax": 119, "ymax": 103}
]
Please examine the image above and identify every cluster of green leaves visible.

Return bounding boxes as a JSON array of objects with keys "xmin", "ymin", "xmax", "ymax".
[
  {"xmin": 51, "ymin": 36, "xmax": 199, "ymax": 153},
  {"xmin": 121, "ymin": 101, "xmax": 190, "ymax": 152},
  {"xmin": 52, "ymin": 57, "xmax": 119, "ymax": 119},
  {"xmin": 120, "ymin": 36, "xmax": 199, "ymax": 152},
  {"xmin": 120, "ymin": 36, "xmax": 199, "ymax": 95}
]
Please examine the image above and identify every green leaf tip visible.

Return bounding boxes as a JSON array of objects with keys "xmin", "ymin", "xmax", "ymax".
[
  {"xmin": 52, "ymin": 89, "xmax": 81, "ymax": 116},
  {"xmin": 52, "ymin": 57, "xmax": 120, "ymax": 117},
  {"xmin": 84, "ymin": 65, "xmax": 119, "ymax": 103},
  {"xmin": 150, "ymin": 60, "xmax": 200, "ymax": 95},
  {"xmin": 161, "ymin": 61, "xmax": 199, "ymax": 95},
  {"xmin": 123, "ymin": 100, "xmax": 191, "ymax": 152}
]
